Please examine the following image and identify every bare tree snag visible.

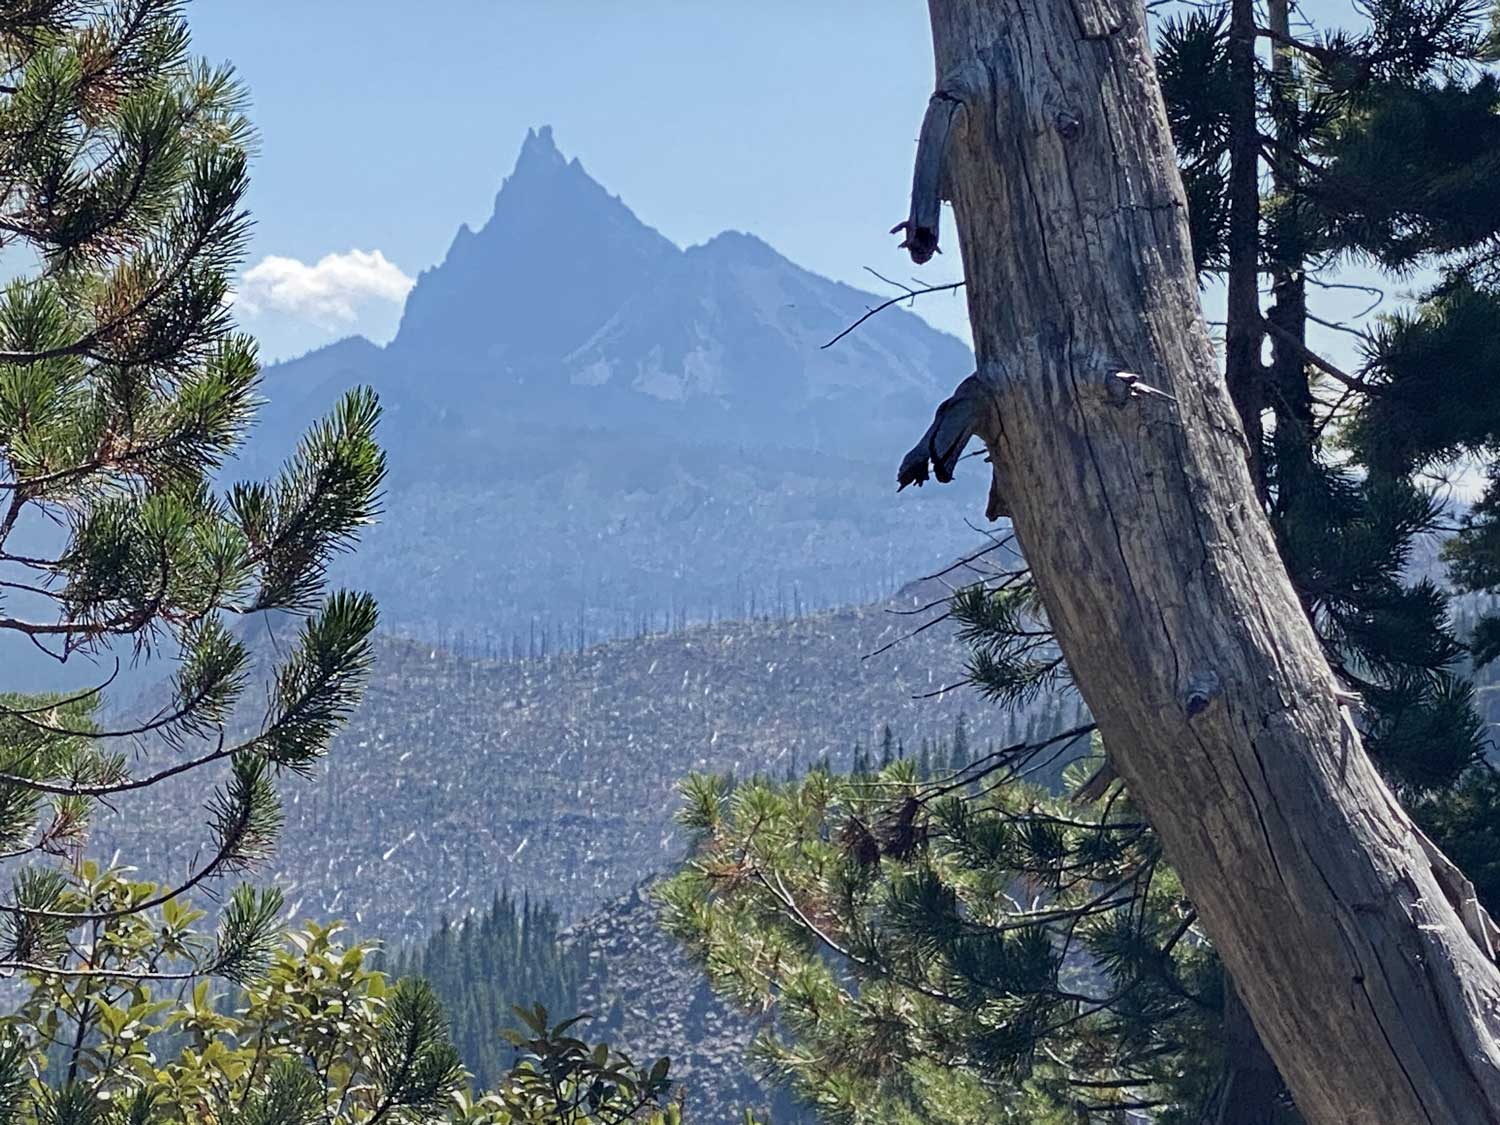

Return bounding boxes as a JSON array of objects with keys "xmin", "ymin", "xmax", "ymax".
[{"xmin": 899, "ymin": 2, "xmax": 1500, "ymax": 1121}]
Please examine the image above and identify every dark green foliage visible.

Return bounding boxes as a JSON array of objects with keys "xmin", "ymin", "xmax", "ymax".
[
  {"xmin": 1315, "ymin": 77, "xmax": 1500, "ymax": 266},
  {"xmin": 1153, "ymin": 0, "xmax": 1500, "ymax": 909},
  {"xmin": 234, "ymin": 1060, "xmax": 323, "ymax": 1125},
  {"xmin": 952, "ymin": 583, "xmax": 1067, "ymax": 707},
  {"xmin": 498, "ymin": 1004, "xmax": 679, "ymax": 1125},
  {"xmin": 391, "ymin": 891, "xmax": 590, "ymax": 1091},
  {"xmin": 369, "ymin": 980, "xmax": 468, "ymax": 1119},
  {"xmin": 1156, "ymin": 8, "xmax": 1233, "ymax": 271},
  {"xmin": 1415, "ymin": 767, "xmax": 1500, "ymax": 909},
  {"xmin": 0, "ymin": 0, "xmax": 383, "ymax": 988},
  {"xmin": 1350, "ymin": 280, "xmax": 1500, "ymax": 474},
  {"xmin": 661, "ymin": 752, "xmax": 1218, "ymax": 1123}
]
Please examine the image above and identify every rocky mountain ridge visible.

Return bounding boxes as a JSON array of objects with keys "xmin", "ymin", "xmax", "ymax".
[{"xmin": 233, "ymin": 126, "xmax": 987, "ymax": 642}]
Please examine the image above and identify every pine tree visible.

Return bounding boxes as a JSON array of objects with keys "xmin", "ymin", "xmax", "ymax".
[
  {"xmin": 947, "ymin": 713, "xmax": 970, "ymax": 774},
  {"xmin": 662, "ymin": 754, "xmax": 1193, "ymax": 1123},
  {"xmin": 878, "ymin": 724, "xmax": 896, "ymax": 769},
  {"xmin": 1152, "ymin": 0, "xmax": 1500, "ymax": 904},
  {"xmin": 393, "ymin": 891, "xmax": 591, "ymax": 1091},
  {"xmin": 850, "ymin": 740, "xmax": 869, "ymax": 777},
  {"xmin": 0, "ymin": 0, "xmax": 384, "ymax": 992}
]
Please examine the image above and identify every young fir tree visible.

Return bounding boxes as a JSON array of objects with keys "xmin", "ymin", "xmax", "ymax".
[
  {"xmin": 663, "ymin": 0, "xmax": 1500, "ymax": 1119},
  {"xmin": 878, "ymin": 724, "xmax": 896, "ymax": 769},
  {"xmin": 392, "ymin": 891, "xmax": 591, "ymax": 1091},
  {"xmin": 850, "ymin": 741, "xmax": 870, "ymax": 777},
  {"xmin": 0, "ymin": 1, "xmax": 393, "ymax": 1105},
  {"xmin": 947, "ymin": 713, "xmax": 970, "ymax": 775}
]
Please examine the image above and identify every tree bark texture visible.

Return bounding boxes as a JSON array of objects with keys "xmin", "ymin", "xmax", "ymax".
[{"xmin": 903, "ymin": 3, "xmax": 1500, "ymax": 1121}]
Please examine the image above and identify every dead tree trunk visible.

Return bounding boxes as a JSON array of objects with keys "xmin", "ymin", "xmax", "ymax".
[{"xmin": 898, "ymin": 2, "xmax": 1500, "ymax": 1121}]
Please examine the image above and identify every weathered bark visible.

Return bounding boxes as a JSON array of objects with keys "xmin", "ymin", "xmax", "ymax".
[{"xmin": 900, "ymin": 2, "xmax": 1500, "ymax": 1121}]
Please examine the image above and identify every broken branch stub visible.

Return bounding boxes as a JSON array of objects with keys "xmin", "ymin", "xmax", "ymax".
[
  {"xmin": 892, "ymin": 70, "xmax": 1008, "ymax": 519},
  {"xmin": 892, "ymin": 88, "xmax": 967, "ymax": 264},
  {"xmin": 897, "ymin": 373, "xmax": 1010, "ymax": 519}
]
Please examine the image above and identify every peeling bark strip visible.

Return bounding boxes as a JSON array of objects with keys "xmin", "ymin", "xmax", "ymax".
[{"xmin": 902, "ymin": 2, "xmax": 1500, "ymax": 1121}]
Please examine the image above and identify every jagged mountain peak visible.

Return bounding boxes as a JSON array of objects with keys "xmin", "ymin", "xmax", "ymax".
[
  {"xmin": 387, "ymin": 126, "xmax": 971, "ymax": 425},
  {"xmin": 270, "ymin": 127, "xmax": 971, "ymax": 454},
  {"xmin": 485, "ymin": 124, "xmax": 624, "ymax": 222},
  {"xmin": 246, "ymin": 127, "xmax": 984, "ymax": 645},
  {"xmin": 389, "ymin": 126, "xmax": 677, "ymax": 367},
  {"xmin": 514, "ymin": 124, "xmax": 565, "ymax": 170}
]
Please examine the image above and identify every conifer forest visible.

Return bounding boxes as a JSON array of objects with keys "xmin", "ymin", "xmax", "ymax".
[{"xmin": 1, "ymin": 1, "xmax": 1499, "ymax": 1122}]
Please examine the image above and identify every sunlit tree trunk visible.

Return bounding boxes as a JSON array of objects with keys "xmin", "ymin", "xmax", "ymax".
[{"xmin": 897, "ymin": 2, "xmax": 1500, "ymax": 1120}]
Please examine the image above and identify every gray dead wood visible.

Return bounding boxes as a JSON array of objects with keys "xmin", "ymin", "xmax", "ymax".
[{"xmin": 897, "ymin": 1, "xmax": 1500, "ymax": 1121}]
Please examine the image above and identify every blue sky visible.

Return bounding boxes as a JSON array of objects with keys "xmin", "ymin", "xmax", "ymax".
[{"xmin": 191, "ymin": 1, "xmax": 972, "ymax": 361}]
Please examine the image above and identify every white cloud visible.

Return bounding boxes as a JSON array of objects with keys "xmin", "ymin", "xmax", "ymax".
[{"xmin": 237, "ymin": 249, "xmax": 414, "ymax": 332}]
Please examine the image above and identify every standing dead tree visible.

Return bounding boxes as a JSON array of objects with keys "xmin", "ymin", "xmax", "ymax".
[{"xmin": 893, "ymin": 1, "xmax": 1500, "ymax": 1121}]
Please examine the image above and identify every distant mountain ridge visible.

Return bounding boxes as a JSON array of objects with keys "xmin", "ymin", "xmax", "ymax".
[{"xmin": 239, "ymin": 126, "xmax": 987, "ymax": 642}]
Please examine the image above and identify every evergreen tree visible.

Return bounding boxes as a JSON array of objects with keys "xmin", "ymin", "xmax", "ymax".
[
  {"xmin": 662, "ymin": 754, "xmax": 1183, "ymax": 1123},
  {"xmin": 947, "ymin": 713, "xmax": 970, "ymax": 775},
  {"xmin": 393, "ymin": 891, "xmax": 591, "ymax": 1091},
  {"xmin": 878, "ymin": 723, "xmax": 896, "ymax": 769},
  {"xmin": 1152, "ymin": 0, "xmax": 1500, "ymax": 902},
  {"xmin": 0, "ymin": 0, "xmax": 383, "ymax": 990},
  {"xmin": 850, "ymin": 740, "xmax": 870, "ymax": 777}
]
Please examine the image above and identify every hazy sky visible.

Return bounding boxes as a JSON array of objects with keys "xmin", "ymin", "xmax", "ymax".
[{"xmin": 192, "ymin": 0, "xmax": 1401, "ymax": 367}]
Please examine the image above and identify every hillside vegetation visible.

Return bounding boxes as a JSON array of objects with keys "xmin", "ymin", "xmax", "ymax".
[{"xmin": 105, "ymin": 591, "xmax": 1078, "ymax": 943}]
